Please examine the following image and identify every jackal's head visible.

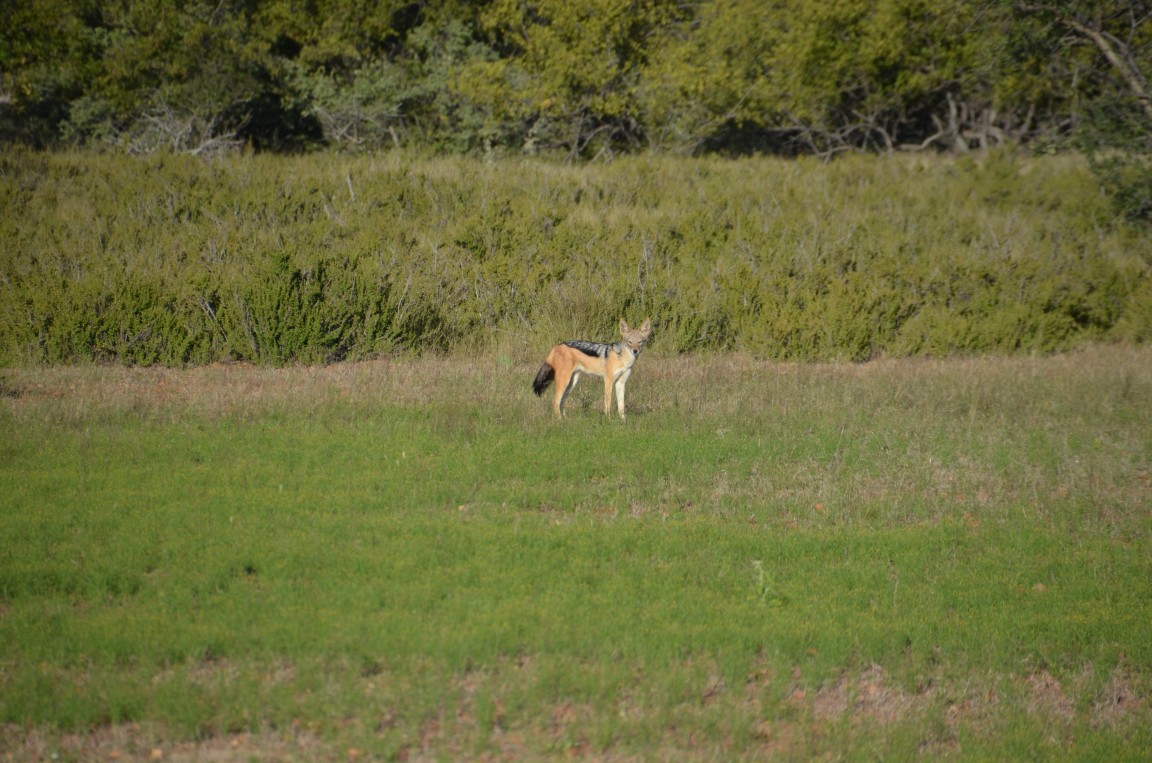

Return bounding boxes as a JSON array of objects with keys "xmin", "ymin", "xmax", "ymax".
[{"xmin": 620, "ymin": 318, "xmax": 652, "ymax": 355}]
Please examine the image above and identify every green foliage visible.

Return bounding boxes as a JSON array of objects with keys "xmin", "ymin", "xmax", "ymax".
[
  {"xmin": 1, "ymin": 149, "xmax": 1150, "ymax": 365},
  {"xmin": 57, "ymin": 1, "xmax": 274, "ymax": 152},
  {"xmin": 469, "ymin": 0, "xmax": 684, "ymax": 155},
  {"xmin": 1016, "ymin": 2, "xmax": 1152, "ymax": 224},
  {"xmin": 2, "ymin": 0, "xmax": 1149, "ymax": 158},
  {"xmin": 1080, "ymin": 96, "xmax": 1152, "ymax": 224}
]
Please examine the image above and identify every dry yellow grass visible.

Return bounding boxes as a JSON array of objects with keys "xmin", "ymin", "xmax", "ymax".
[{"xmin": 3, "ymin": 342, "xmax": 1148, "ymax": 417}]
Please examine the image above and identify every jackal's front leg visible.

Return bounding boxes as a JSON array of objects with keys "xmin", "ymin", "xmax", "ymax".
[
  {"xmin": 603, "ymin": 375, "xmax": 614, "ymax": 417},
  {"xmin": 614, "ymin": 373, "xmax": 630, "ymax": 419}
]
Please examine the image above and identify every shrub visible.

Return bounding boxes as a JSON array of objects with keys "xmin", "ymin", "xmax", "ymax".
[{"xmin": 0, "ymin": 149, "xmax": 1148, "ymax": 365}]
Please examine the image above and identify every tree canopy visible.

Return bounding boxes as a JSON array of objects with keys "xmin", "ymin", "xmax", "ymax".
[{"xmin": 1, "ymin": 0, "xmax": 1149, "ymax": 158}]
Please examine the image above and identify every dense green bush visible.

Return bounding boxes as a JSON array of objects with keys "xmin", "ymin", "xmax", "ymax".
[{"xmin": 1, "ymin": 149, "xmax": 1149, "ymax": 365}]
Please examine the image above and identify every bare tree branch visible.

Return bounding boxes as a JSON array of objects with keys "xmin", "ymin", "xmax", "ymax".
[{"xmin": 1019, "ymin": 2, "xmax": 1152, "ymax": 120}]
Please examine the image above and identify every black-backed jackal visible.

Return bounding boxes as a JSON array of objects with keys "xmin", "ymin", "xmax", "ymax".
[{"xmin": 532, "ymin": 318, "xmax": 652, "ymax": 419}]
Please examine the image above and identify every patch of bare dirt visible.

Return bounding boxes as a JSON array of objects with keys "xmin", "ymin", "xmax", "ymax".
[
  {"xmin": 1025, "ymin": 670, "xmax": 1076, "ymax": 722},
  {"xmin": 809, "ymin": 664, "xmax": 924, "ymax": 726},
  {"xmin": 1092, "ymin": 666, "xmax": 1148, "ymax": 729},
  {"xmin": 0, "ymin": 723, "xmax": 332, "ymax": 763}
]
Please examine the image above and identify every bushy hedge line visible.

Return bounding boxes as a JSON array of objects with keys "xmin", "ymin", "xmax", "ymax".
[{"xmin": 1, "ymin": 149, "xmax": 1149, "ymax": 365}]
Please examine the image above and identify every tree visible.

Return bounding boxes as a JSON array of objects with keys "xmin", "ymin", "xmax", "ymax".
[
  {"xmin": 467, "ymin": 0, "xmax": 685, "ymax": 158},
  {"xmin": 636, "ymin": 0, "xmax": 778, "ymax": 154},
  {"xmin": 1017, "ymin": 1, "xmax": 1152, "ymax": 221},
  {"xmin": 0, "ymin": 0, "xmax": 87, "ymax": 145},
  {"xmin": 637, "ymin": 0, "xmax": 1051, "ymax": 156},
  {"xmin": 1, "ymin": 0, "xmax": 1148, "ymax": 159},
  {"xmin": 1018, "ymin": 1, "xmax": 1152, "ymax": 119}
]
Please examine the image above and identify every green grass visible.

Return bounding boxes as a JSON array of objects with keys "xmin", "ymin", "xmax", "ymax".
[{"xmin": 2, "ymin": 346, "xmax": 1151, "ymax": 760}]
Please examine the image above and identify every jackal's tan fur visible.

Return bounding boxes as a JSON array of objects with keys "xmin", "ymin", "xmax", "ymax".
[{"xmin": 532, "ymin": 318, "xmax": 652, "ymax": 419}]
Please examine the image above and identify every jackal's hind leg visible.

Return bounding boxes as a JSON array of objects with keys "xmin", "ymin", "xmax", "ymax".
[
  {"xmin": 553, "ymin": 370, "xmax": 578, "ymax": 418},
  {"xmin": 552, "ymin": 381, "xmax": 565, "ymax": 418}
]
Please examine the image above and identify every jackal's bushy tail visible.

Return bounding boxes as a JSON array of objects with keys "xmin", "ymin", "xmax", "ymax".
[{"xmin": 532, "ymin": 364, "xmax": 555, "ymax": 396}]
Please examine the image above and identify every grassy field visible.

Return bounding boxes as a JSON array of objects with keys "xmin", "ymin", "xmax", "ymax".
[{"xmin": 1, "ymin": 345, "xmax": 1150, "ymax": 760}]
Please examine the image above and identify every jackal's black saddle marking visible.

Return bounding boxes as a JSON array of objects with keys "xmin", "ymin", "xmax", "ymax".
[{"xmin": 563, "ymin": 339, "xmax": 613, "ymax": 358}]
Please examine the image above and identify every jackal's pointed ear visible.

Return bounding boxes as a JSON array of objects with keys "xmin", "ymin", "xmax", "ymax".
[
  {"xmin": 639, "ymin": 318, "xmax": 651, "ymax": 336},
  {"xmin": 619, "ymin": 318, "xmax": 630, "ymax": 335}
]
